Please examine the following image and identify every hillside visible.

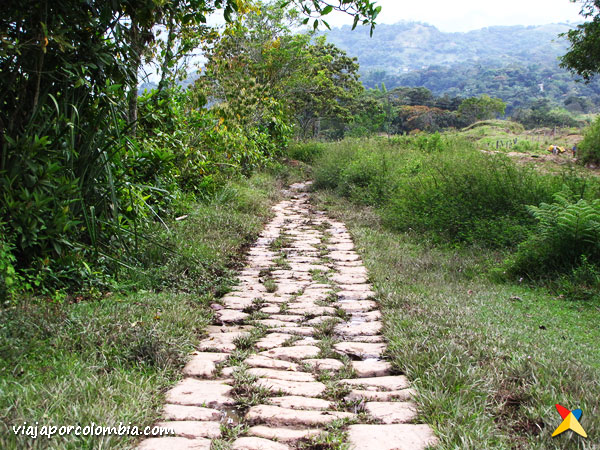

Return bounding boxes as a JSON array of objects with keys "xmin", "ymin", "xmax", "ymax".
[
  {"xmin": 324, "ymin": 22, "xmax": 600, "ymax": 111},
  {"xmin": 324, "ymin": 21, "xmax": 573, "ymax": 72}
]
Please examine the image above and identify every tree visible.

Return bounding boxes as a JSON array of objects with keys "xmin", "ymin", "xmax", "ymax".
[
  {"xmin": 458, "ymin": 95, "xmax": 506, "ymax": 123},
  {"xmin": 561, "ymin": 0, "xmax": 600, "ymax": 80},
  {"xmin": 198, "ymin": 3, "xmax": 363, "ymax": 140}
]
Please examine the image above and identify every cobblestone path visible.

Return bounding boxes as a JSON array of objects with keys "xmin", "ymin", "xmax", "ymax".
[{"xmin": 138, "ymin": 182, "xmax": 438, "ymax": 450}]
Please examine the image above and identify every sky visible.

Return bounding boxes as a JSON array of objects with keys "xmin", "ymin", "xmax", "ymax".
[{"xmin": 325, "ymin": 0, "xmax": 584, "ymax": 32}]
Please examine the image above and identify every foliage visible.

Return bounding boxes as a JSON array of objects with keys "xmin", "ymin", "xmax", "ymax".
[
  {"xmin": 511, "ymin": 99, "xmax": 584, "ymax": 129},
  {"xmin": 287, "ymin": 141, "xmax": 326, "ymax": 162},
  {"xmin": 458, "ymin": 95, "xmax": 506, "ymax": 122},
  {"xmin": 199, "ymin": 4, "xmax": 363, "ymax": 141},
  {"xmin": 505, "ymin": 190, "xmax": 600, "ymax": 278},
  {"xmin": 313, "ymin": 137, "xmax": 588, "ymax": 248},
  {"xmin": 0, "ymin": 0, "xmax": 376, "ymax": 296},
  {"xmin": 560, "ymin": 0, "xmax": 600, "ymax": 80},
  {"xmin": 577, "ymin": 115, "xmax": 600, "ymax": 165}
]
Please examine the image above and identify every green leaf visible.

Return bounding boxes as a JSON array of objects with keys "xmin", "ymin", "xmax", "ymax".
[
  {"xmin": 322, "ymin": 5, "xmax": 333, "ymax": 15},
  {"xmin": 352, "ymin": 15, "xmax": 360, "ymax": 30}
]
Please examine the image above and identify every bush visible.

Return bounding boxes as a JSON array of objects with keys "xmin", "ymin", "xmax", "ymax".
[
  {"xmin": 505, "ymin": 190, "xmax": 600, "ymax": 278},
  {"xmin": 287, "ymin": 142, "xmax": 325, "ymax": 163},
  {"xmin": 313, "ymin": 136, "xmax": 583, "ymax": 248},
  {"xmin": 577, "ymin": 116, "xmax": 600, "ymax": 165}
]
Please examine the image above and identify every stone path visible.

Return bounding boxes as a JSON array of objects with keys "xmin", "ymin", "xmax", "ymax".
[{"xmin": 138, "ymin": 182, "xmax": 438, "ymax": 450}]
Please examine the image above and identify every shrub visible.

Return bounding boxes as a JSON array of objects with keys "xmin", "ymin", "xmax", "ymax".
[
  {"xmin": 287, "ymin": 142, "xmax": 325, "ymax": 163},
  {"xmin": 577, "ymin": 116, "xmax": 600, "ymax": 165},
  {"xmin": 505, "ymin": 190, "xmax": 600, "ymax": 278},
  {"xmin": 385, "ymin": 145, "xmax": 561, "ymax": 247}
]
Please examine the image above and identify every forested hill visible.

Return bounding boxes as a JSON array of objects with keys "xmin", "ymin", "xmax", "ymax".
[
  {"xmin": 323, "ymin": 21, "xmax": 600, "ymax": 111},
  {"xmin": 324, "ymin": 22, "xmax": 572, "ymax": 71}
]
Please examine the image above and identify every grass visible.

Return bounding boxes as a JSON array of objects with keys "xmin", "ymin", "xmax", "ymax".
[
  {"xmin": 0, "ymin": 169, "xmax": 299, "ymax": 449},
  {"xmin": 312, "ymin": 190, "xmax": 600, "ymax": 449}
]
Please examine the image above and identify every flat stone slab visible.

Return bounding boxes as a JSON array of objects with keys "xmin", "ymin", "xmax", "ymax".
[
  {"xmin": 165, "ymin": 378, "xmax": 234, "ymax": 408},
  {"xmin": 329, "ymin": 251, "xmax": 361, "ymax": 261},
  {"xmin": 335, "ymin": 321, "xmax": 382, "ymax": 336},
  {"xmin": 270, "ymin": 326, "xmax": 316, "ymax": 336},
  {"xmin": 351, "ymin": 360, "xmax": 393, "ymax": 378},
  {"xmin": 258, "ymin": 319, "xmax": 299, "ymax": 328},
  {"xmin": 217, "ymin": 309, "xmax": 250, "ymax": 323},
  {"xmin": 345, "ymin": 389, "xmax": 415, "ymax": 402},
  {"xmin": 338, "ymin": 292, "xmax": 376, "ymax": 302},
  {"xmin": 182, "ymin": 352, "xmax": 228, "ymax": 378},
  {"xmin": 257, "ymin": 378, "xmax": 326, "ymax": 397},
  {"xmin": 248, "ymin": 425, "xmax": 323, "ymax": 442},
  {"xmin": 334, "ymin": 342, "xmax": 386, "ymax": 359},
  {"xmin": 269, "ymin": 395, "xmax": 333, "ymax": 411},
  {"xmin": 259, "ymin": 346, "xmax": 320, "ymax": 361},
  {"xmin": 245, "ymin": 355, "xmax": 300, "ymax": 371},
  {"xmin": 156, "ymin": 421, "xmax": 221, "ymax": 439},
  {"xmin": 288, "ymin": 306, "xmax": 336, "ymax": 316},
  {"xmin": 340, "ymin": 376, "xmax": 410, "ymax": 391},
  {"xmin": 330, "ymin": 274, "xmax": 368, "ymax": 284},
  {"xmin": 269, "ymin": 314, "xmax": 304, "ymax": 322},
  {"xmin": 232, "ymin": 437, "xmax": 290, "ymax": 450},
  {"xmin": 338, "ymin": 300, "xmax": 378, "ymax": 311},
  {"xmin": 365, "ymin": 402, "xmax": 417, "ymax": 424},
  {"xmin": 163, "ymin": 404, "xmax": 221, "ymax": 421},
  {"xmin": 246, "ymin": 405, "xmax": 354, "ymax": 427},
  {"xmin": 198, "ymin": 326, "xmax": 252, "ymax": 352},
  {"xmin": 303, "ymin": 358, "xmax": 345, "ymax": 371},
  {"xmin": 256, "ymin": 333, "xmax": 295, "ymax": 350},
  {"xmin": 347, "ymin": 424, "xmax": 438, "ymax": 450},
  {"xmin": 138, "ymin": 437, "xmax": 211, "ymax": 450},
  {"xmin": 248, "ymin": 368, "xmax": 316, "ymax": 382}
]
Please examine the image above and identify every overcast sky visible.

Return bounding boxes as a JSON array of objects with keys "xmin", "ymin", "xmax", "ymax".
[{"xmin": 326, "ymin": 0, "xmax": 584, "ymax": 32}]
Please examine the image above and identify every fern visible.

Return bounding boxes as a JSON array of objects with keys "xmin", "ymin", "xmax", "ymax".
[{"xmin": 508, "ymin": 189, "xmax": 600, "ymax": 277}]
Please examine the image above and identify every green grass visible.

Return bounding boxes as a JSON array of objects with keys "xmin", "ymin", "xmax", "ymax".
[
  {"xmin": 0, "ymin": 169, "xmax": 296, "ymax": 449},
  {"xmin": 312, "ymin": 190, "xmax": 600, "ymax": 449}
]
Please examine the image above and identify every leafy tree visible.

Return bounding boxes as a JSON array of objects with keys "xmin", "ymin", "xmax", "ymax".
[
  {"xmin": 199, "ymin": 3, "xmax": 363, "ymax": 140},
  {"xmin": 458, "ymin": 95, "xmax": 506, "ymax": 123},
  {"xmin": 561, "ymin": 0, "xmax": 600, "ymax": 80},
  {"xmin": 0, "ymin": 0, "xmax": 381, "ymax": 293}
]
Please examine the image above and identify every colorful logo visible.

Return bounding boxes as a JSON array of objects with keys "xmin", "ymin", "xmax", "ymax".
[{"xmin": 552, "ymin": 404, "xmax": 587, "ymax": 438}]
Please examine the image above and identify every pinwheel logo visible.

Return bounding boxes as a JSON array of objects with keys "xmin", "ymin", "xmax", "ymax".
[{"xmin": 552, "ymin": 404, "xmax": 587, "ymax": 438}]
